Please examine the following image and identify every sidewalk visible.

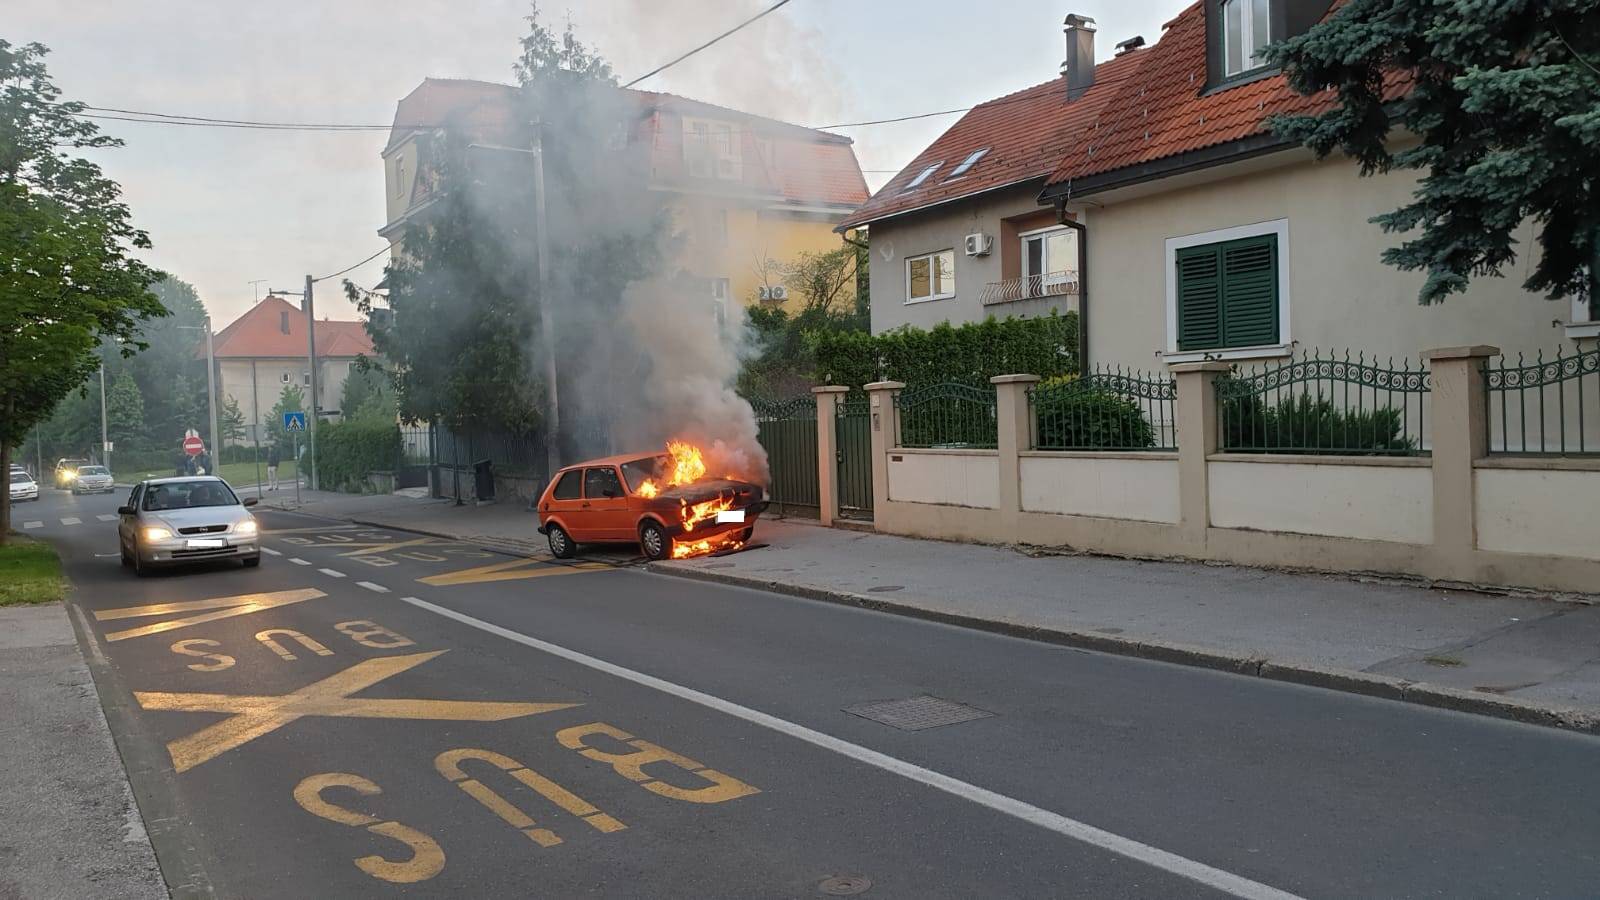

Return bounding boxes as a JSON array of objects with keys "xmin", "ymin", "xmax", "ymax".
[
  {"xmin": 0, "ymin": 604, "xmax": 165, "ymax": 900},
  {"xmin": 251, "ymin": 486, "xmax": 1600, "ymax": 731}
]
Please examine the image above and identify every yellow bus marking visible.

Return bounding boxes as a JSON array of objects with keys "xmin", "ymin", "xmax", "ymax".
[
  {"xmin": 136, "ymin": 651, "xmax": 578, "ymax": 772},
  {"xmin": 419, "ymin": 558, "xmax": 611, "ymax": 587},
  {"xmin": 94, "ymin": 589, "xmax": 325, "ymax": 642}
]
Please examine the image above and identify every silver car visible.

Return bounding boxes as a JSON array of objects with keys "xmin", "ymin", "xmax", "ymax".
[
  {"xmin": 9, "ymin": 469, "xmax": 38, "ymax": 503},
  {"xmin": 71, "ymin": 464, "xmax": 115, "ymax": 494},
  {"xmin": 118, "ymin": 477, "xmax": 261, "ymax": 575}
]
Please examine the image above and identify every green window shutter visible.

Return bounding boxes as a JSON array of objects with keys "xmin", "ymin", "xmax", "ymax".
[
  {"xmin": 1219, "ymin": 234, "xmax": 1278, "ymax": 348},
  {"xmin": 1175, "ymin": 245, "xmax": 1222, "ymax": 351}
]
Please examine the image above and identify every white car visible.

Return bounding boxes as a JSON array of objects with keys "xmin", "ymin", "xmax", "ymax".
[
  {"xmin": 118, "ymin": 477, "xmax": 261, "ymax": 575},
  {"xmin": 9, "ymin": 469, "xmax": 39, "ymax": 503},
  {"xmin": 71, "ymin": 465, "xmax": 115, "ymax": 495}
]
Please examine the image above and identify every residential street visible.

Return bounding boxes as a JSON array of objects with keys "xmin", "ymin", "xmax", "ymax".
[{"xmin": 16, "ymin": 486, "xmax": 1600, "ymax": 899}]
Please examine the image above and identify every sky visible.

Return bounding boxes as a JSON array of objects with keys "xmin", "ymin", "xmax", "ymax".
[{"xmin": 10, "ymin": 0, "xmax": 1178, "ymax": 327}]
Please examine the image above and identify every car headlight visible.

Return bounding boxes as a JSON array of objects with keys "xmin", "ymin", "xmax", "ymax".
[
  {"xmin": 143, "ymin": 527, "xmax": 173, "ymax": 541},
  {"xmin": 234, "ymin": 519, "xmax": 258, "ymax": 536},
  {"xmin": 63, "ymin": 471, "xmax": 76, "ymax": 480}
]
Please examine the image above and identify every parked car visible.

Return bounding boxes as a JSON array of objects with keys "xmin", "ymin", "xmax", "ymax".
[
  {"xmin": 54, "ymin": 457, "xmax": 89, "ymax": 489},
  {"xmin": 118, "ymin": 477, "xmax": 261, "ymax": 575},
  {"xmin": 536, "ymin": 452, "xmax": 765, "ymax": 561},
  {"xmin": 70, "ymin": 464, "xmax": 115, "ymax": 495},
  {"xmin": 9, "ymin": 469, "xmax": 39, "ymax": 503}
]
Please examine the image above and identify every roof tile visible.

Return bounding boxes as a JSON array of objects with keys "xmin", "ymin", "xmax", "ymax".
[{"xmin": 209, "ymin": 295, "xmax": 376, "ymax": 360}]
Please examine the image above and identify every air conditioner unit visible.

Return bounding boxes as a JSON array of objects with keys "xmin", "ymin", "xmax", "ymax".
[
  {"xmin": 759, "ymin": 285, "xmax": 789, "ymax": 302},
  {"xmin": 965, "ymin": 232, "xmax": 993, "ymax": 256}
]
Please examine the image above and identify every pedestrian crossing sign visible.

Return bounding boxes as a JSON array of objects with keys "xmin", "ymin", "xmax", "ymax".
[{"xmin": 284, "ymin": 411, "xmax": 307, "ymax": 432}]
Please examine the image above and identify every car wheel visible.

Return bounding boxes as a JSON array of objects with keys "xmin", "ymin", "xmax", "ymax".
[
  {"xmin": 740, "ymin": 526, "xmax": 754, "ymax": 543},
  {"xmin": 120, "ymin": 541, "xmax": 131, "ymax": 567},
  {"xmin": 639, "ymin": 520, "xmax": 670, "ymax": 561},
  {"xmin": 546, "ymin": 524, "xmax": 575, "ymax": 559},
  {"xmin": 242, "ymin": 556, "xmax": 261, "ymax": 569}
]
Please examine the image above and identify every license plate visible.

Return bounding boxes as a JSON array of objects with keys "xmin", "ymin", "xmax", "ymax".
[
  {"xmin": 715, "ymin": 509, "xmax": 746, "ymax": 524},
  {"xmin": 187, "ymin": 538, "xmax": 225, "ymax": 549}
]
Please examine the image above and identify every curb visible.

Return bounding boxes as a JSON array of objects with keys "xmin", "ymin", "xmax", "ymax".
[{"xmin": 646, "ymin": 562, "xmax": 1600, "ymax": 736}]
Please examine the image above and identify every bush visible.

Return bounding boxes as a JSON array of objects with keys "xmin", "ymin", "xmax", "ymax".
[
  {"xmin": 1221, "ymin": 391, "xmax": 1416, "ymax": 454},
  {"xmin": 811, "ymin": 312, "xmax": 1078, "ymax": 390},
  {"xmin": 313, "ymin": 419, "xmax": 401, "ymax": 492},
  {"xmin": 1033, "ymin": 375, "xmax": 1156, "ymax": 449}
]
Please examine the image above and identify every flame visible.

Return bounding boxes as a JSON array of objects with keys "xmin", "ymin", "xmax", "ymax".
[
  {"xmin": 637, "ymin": 479, "xmax": 659, "ymax": 498},
  {"xmin": 672, "ymin": 532, "xmax": 745, "ymax": 559},
  {"xmin": 681, "ymin": 493, "xmax": 736, "ymax": 532},
  {"xmin": 665, "ymin": 440, "xmax": 706, "ymax": 486}
]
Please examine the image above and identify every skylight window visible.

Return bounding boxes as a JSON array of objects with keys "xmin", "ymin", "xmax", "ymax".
[
  {"xmin": 947, "ymin": 148, "xmax": 989, "ymax": 179},
  {"xmin": 902, "ymin": 161, "xmax": 942, "ymax": 191}
]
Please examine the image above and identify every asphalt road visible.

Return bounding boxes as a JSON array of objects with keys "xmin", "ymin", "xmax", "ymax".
[{"xmin": 24, "ymin": 486, "xmax": 1600, "ymax": 899}]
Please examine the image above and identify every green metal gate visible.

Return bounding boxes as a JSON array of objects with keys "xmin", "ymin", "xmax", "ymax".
[
  {"xmin": 751, "ymin": 397, "xmax": 819, "ymax": 517},
  {"xmin": 836, "ymin": 392, "xmax": 874, "ymax": 520}
]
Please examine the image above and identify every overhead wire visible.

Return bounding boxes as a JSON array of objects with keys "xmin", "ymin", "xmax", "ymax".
[
  {"xmin": 315, "ymin": 246, "xmax": 390, "ymax": 283},
  {"xmin": 621, "ymin": 0, "xmax": 795, "ymax": 88}
]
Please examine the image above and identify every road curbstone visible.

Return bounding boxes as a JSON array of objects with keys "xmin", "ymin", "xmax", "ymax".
[{"xmin": 647, "ymin": 561, "xmax": 1600, "ymax": 736}]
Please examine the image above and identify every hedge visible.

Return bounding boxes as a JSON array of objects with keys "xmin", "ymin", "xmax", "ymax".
[
  {"xmin": 313, "ymin": 419, "xmax": 401, "ymax": 492},
  {"xmin": 1032, "ymin": 375, "xmax": 1157, "ymax": 450},
  {"xmin": 810, "ymin": 312, "xmax": 1078, "ymax": 390}
]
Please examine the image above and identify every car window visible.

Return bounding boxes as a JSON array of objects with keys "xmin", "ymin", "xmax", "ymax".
[
  {"xmin": 79, "ymin": 466, "xmax": 107, "ymax": 476},
  {"xmin": 142, "ymin": 481, "xmax": 240, "ymax": 511},
  {"xmin": 584, "ymin": 467, "xmax": 623, "ymax": 499},
  {"xmin": 551, "ymin": 470, "xmax": 582, "ymax": 500},
  {"xmin": 620, "ymin": 456, "xmax": 668, "ymax": 492},
  {"xmin": 10, "ymin": 471, "xmax": 30, "ymax": 484}
]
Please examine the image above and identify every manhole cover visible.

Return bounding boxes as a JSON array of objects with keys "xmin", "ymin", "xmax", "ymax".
[
  {"xmin": 844, "ymin": 695, "xmax": 993, "ymax": 731},
  {"xmin": 866, "ymin": 585, "xmax": 903, "ymax": 593},
  {"xmin": 819, "ymin": 874, "xmax": 872, "ymax": 895}
]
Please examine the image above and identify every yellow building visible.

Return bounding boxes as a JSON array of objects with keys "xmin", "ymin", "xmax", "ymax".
[{"xmin": 379, "ymin": 79, "xmax": 868, "ymax": 320}]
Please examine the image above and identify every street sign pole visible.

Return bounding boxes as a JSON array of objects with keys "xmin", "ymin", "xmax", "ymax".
[
  {"xmin": 304, "ymin": 274, "xmax": 320, "ymax": 492},
  {"xmin": 293, "ymin": 433, "xmax": 301, "ymax": 506}
]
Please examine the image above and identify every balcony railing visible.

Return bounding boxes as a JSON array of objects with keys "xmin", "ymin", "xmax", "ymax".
[{"xmin": 979, "ymin": 271, "xmax": 1080, "ymax": 306}]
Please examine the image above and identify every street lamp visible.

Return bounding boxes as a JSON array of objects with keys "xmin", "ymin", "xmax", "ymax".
[{"xmin": 177, "ymin": 319, "xmax": 220, "ymax": 470}]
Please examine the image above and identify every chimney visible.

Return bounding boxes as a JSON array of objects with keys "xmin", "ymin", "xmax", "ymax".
[
  {"xmin": 1062, "ymin": 14, "xmax": 1097, "ymax": 102},
  {"xmin": 1115, "ymin": 35, "xmax": 1145, "ymax": 56}
]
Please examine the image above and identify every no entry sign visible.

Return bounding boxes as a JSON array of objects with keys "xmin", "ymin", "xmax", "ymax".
[{"xmin": 183, "ymin": 435, "xmax": 204, "ymax": 456}]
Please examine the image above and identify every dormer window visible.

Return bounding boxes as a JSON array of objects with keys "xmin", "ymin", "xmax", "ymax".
[
  {"xmin": 1222, "ymin": 0, "xmax": 1271, "ymax": 77},
  {"xmin": 946, "ymin": 148, "xmax": 989, "ymax": 180},
  {"xmin": 902, "ymin": 162, "xmax": 942, "ymax": 192}
]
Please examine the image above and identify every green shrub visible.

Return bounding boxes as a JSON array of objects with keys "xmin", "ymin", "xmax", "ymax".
[
  {"xmin": 1033, "ymin": 375, "xmax": 1157, "ymax": 449},
  {"xmin": 811, "ymin": 311, "xmax": 1078, "ymax": 390},
  {"xmin": 313, "ymin": 419, "xmax": 401, "ymax": 492},
  {"xmin": 1221, "ymin": 391, "xmax": 1416, "ymax": 454}
]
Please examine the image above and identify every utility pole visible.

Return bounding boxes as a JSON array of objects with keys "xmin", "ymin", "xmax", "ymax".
[
  {"xmin": 205, "ymin": 319, "xmax": 220, "ymax": 470},
  {"xmin": 304, "ymin": 274, "xmax": 321, "ymax": 491},
  {"xmin": 98, "ymin": 363, "xmax": 109, "ymax": 472}
]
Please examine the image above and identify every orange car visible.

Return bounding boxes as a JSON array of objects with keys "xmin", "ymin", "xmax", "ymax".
[{"xmin": 536, "ymin": 452, "xmax": 766, "ymax": 561}]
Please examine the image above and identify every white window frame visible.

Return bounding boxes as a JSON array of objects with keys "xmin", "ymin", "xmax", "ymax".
[
  {"xmin": 1221, "ymin": 0, "xmax": 1272, "ymax": 78},
  {"xmin": 710, "ymin": 276, "xmax": 730, "ymax": 328},
  {"xmin": 902, "ymin": 162, "xmax": 943, "ymax": 193},
  {"xmin": 1163, "ymin": 218, "xmax": 1292, "ymax": 363},
  {"xmin": 280, "ymin": 372, "xmax": 290, "ymax": 384},
  {"xmin": 1568, "ymin": 293, "xmax": 1600, "ymax": 340},
  {"xmin": 946, "ymin": 148, "xmax": 989, "ymax": 180},
  {"xmin": 904, "ymin": 250, "xmax": 956, "ymax": 305},
  {"xmin": 394, "ymin": 154, "xmax": 406, "ymax": 199},
  {"xmin": 683, "ymin": 117, "xmax": 740, "ymax": 181},
  {"xmin": 1018, "ymin": 225, "xmax": 1078, "ymax": 294}
]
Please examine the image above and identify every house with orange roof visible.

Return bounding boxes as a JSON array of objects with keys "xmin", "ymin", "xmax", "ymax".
[
  {"xmin": 847, "ymin": 2, "xmax": 1595, "ymax": 367},
  {"xmin": 380, "ymin": 78, "xmax": 869, "ymax": 323},
  {"xmin": 209, "ymin": 295, "xmax": 377, "ymax": 444}
]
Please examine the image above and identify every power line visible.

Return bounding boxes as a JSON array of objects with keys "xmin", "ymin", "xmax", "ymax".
[
  {"xmin": 622, "ymin": 0, "xmax": 795, "ymax": 88},
  {"xmin": 315, "ymin": 246, "xmax": 390, "ymax": 283},
  {"xmin": 85, "ymin": 105, "xmax": 392, "ymax": 129}
]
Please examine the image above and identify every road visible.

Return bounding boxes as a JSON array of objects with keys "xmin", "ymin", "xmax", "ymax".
[{"xmin": 21, "ymin": 486, "xmax": 1600, "ymax": 899}]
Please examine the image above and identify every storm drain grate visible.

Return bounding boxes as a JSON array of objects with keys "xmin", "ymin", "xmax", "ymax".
[{"xmin": 843, "ymin": 695, "xmax": 993, "ymax": 731}]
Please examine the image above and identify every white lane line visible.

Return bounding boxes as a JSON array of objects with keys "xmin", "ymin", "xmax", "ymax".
[
  {"xmin": 356, "ymin": 581, "xmax": 390, "ymax": 594},
  {"xmin": 23, "ymin": 521, "xmax": 43, "ymax": 530},
  {"xmin": 261, "ymin": 547, "xmax": 282, "ymax": 557},
  {"xmin": 399, "ymin": 595, "xmax": 1302, "ymax": 900},
  {"xmin": 97, "ymin": 514, "xmax": 117, "ymax": 522},
  {"xmin": 60, "ymin": 517, "xmax": 82, "ymax": 526},
  {"xmin": 289, "ymin": 558, "xmax": 312, "ymax": 566},
  {"xmin": 319, "ymin": 568, "xmax": 346, "ymax": 579}
]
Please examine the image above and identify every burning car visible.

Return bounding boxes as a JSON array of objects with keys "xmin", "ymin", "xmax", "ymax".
[{"xmin": 536, "ymin": 442, "xmax": 766, "ymax": 561}]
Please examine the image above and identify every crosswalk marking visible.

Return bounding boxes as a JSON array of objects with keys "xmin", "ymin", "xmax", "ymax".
[
  {"xmin": 97, "ymin": 514, "xmax": 117, "ymax": 522},
  {"xmin": 60, "ymin": 517, "xmax": 81, "ymax": 526},
  {"xmin": 356, "ymin": 581, "xmax": 390, "ymax": 594},
  {"xmin": 261, "ymin": 547, "xmax": 282, "ymax": 556},
  {"xmin": 23, "ymin": 521, "xmax": 42, "ymax": 530},
  {"xmin": 290, "ymin": 558, "xmax": 311, "ymax": 566},
  {"xmin": 318, "ymin": 568, "xmax": 346, "ymax": 579}
]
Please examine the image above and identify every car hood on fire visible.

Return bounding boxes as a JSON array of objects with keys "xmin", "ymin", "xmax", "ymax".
[{"xmin": 651, "ymin": 479, "xmax": 764, "ymax": 505}]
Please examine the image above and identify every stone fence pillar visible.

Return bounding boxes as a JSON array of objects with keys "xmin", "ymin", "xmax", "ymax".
[
  {"xmin": 1425, "ymin": 345, "xmax": 1498, "ymax": 569},
  {"xmin": 811, "ymin": 385, "xmax": 850, "ymax": 527},
  {"xmin": 1169, "ymin": 361, "xmax": 1232, "ymax": 551},
  {"xmin": 992, "ymin": 375, "xmax": 1041, "ymax": 532},
  {"xmin": 863, "ymin": 381, "xmax": 905, "ymax": 519}
]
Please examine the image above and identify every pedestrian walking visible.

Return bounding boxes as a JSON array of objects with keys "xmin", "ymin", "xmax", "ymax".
[
  {"xmin": 266, "ymin": 444, "xmax": 280, "ymax": 491},
  {"xmin": 184, "ymin": 453, "xmax": 197, "ymax": 476}
]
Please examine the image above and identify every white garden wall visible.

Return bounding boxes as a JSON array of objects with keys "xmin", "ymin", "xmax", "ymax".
[
  {"xmin": 887, "ymin": 450, "xmax": 999, "ymax": 508},
  {"xmin": 1020, "ymin": 453, "xmax": 1180, "ymax": 524},
  {"xmin": 1208, "ymin": 458, "xmax": 1433, "ymax": 544},
  {"xmin": 1475, "ymin": 466, "xmax": 1600, "ymax": 562}
]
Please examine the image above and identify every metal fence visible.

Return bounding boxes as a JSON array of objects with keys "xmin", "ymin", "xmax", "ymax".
[
  {"xmin": 895, "ymin": 382, "xmax": 998, "ymax": 449},
  {"xmin": 1029, "ymin": 366, "xmax": 1176, "ymax": 451},
  {"xmin": 1484, "ymin": 347, "xmax": 1600, "ymax": 455},
  {"xmin": 749, "ymin": 396, "xmax": 819, "ymax": 516},
  {"xmin": 836, "ymin": 392, "xmax": 874, "ymax": 519},
  {"xmin": 1217, "ymin": 351, "xmax": 1430, "ymax": 456}
]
